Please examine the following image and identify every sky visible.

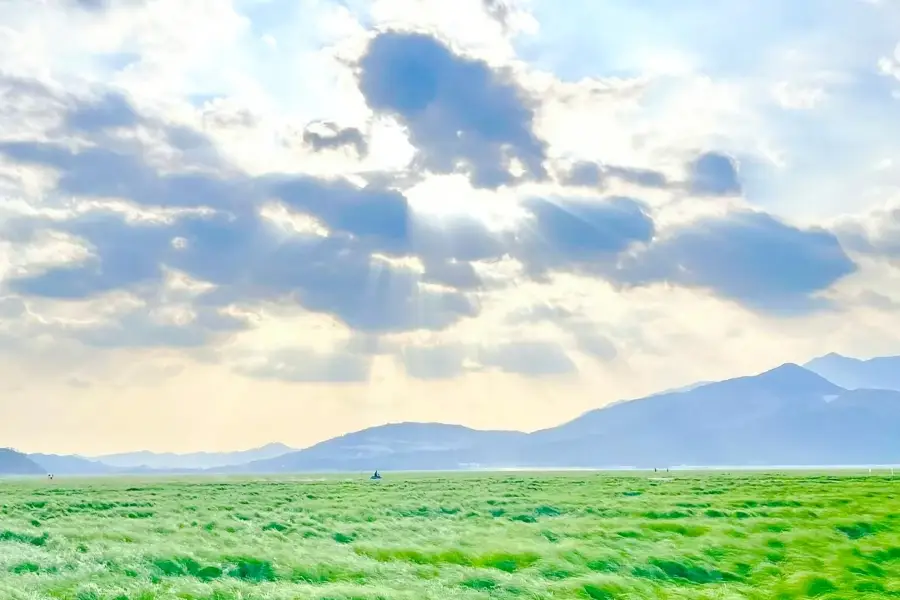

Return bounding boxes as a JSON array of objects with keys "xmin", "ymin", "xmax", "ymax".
[{"xmin": 1, "ymin": 0, "xmax": 900, "ymax": 455}]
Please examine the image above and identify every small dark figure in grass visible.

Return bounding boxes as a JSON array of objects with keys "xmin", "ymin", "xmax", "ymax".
[{"xmin": 370, "ymin": 470, "xmax": 382, "ymax": 480}]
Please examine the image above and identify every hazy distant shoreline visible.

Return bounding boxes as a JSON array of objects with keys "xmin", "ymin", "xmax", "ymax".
[{"xmin": 3, "ymin": 464, "xmax": 898, "ymax": 480}]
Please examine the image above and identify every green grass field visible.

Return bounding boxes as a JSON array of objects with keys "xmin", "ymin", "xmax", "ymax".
[{"xmin": 0, "ymin": 472, "xmax": 897, "ymax": 599}]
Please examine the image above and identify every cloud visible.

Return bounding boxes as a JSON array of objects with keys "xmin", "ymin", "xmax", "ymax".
[
  {"xmin": 622, "ymin": 210, "xmax": 857, "ymax": 313},
  {"xmin": 517, "ymin": 196, "xmax": 655, "ymax": 275},
  {"xmin": 401, "ymin": 343, "xmax": 470, "ymax": 380},
  {"xmin": 482, "ymin": 0, "xmax": 512, "ymax": 28},
  {"xmin": 71, "ymin": 307, "xmax": 247, "ymax": 349},
  {"xmin": 688, "ymin": 151, "xmax": 742, "ymax": 196},
  {"xmin": 0, "ymin": 60, "xmax": 863, "ymax": 376},
  {"xmin": 832, "ymin": 203, "xmax": 900, "ymax": 261},
  {"xmin": 0, "ymin": 103, "xmax": 487, "ymax": 340},
  {"xmin": 573, "ymin": 331, "xmax": 618, "ymax": 360},
  {"xmin": 505, "ymin": 302, "xmax": 618, "ymax": 361},
  {"xmin": 302, "ymin": 121, "xmax": 368, "ymax": 157},
  {"xmin": 235, "ymin": 346, "xmax": 372, "ymax": 383},
  {"xmin": 400, "ymin": 339, "xmax": 577, "ymax": 379},
  {"xmin": 8, "ymin": 206, "xmax": 481, "ymax": 335},
  {"xmin": 479, "ymin": 341, "xmax": 576, "ymax": 376},
  {"xmin": 65, "ymin": 91, "xmax": 140, "ymax": 132},
  {"xmin": 357, "ymin": 30, "xmax": 547, "ymax": 188},
  {"xmin": 68, "ymin": 0, "xmax": 113, "ymax": 10},
  {"xmin": 563, "ymin": 161, "xmax": 669, "ymax": 189}
]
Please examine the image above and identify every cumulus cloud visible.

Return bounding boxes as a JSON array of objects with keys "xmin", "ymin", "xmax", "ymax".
[
  {"xmin": 688, "ymin": 152, "xmax": 742, "ymax": 196},
  {"xmin": 357, "ymin": 30, "xmax": 547, "ymax": 188},
  {"xmin": 621, "ymin": 211, "xmax": 857, "ymax": 313},
  {"xmin": 517, "ymin": 196, "xmax": 655, "ymax": 276},
  {"xmin": 65, "ymin": 91, "xmax": 140, "ymax": 132},
  {"xmin": 0, "ymin": 87, "xmax": 483, "ymax": 339},
  {"xmin": 302, "ymin": 121, "xmax": 368, "ymax": 157}
]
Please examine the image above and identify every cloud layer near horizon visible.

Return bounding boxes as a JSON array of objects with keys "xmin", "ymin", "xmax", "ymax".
[{"xmin": 1, "ymin": 0, "xmax": 899, "ymax": 454}]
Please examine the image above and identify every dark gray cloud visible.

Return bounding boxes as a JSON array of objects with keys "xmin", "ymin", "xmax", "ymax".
[
  {"xmin": 357, "ymin": 30, "xmax": 547, "ymax": 188},
  {"xmin": 0, "ymin": 140, "xmax": 245, "ymax": 209},
  {"xmin": 302, "ymin": 121, "xmax": 368, "ymax": 157},
  {"xmin": 8, "ymin": 205, "xmax": 479, "ymax": 334},
  {"xmin": 689, "ymin": 151, "xmax": 742, "ymax": 196},
  {"xmin": 564, "ymin": 161, "xmax": 668, "ymax": 189},
  {"xmin": 421, "ymin": 260, "xmax": 482, "ymax": 290},
  {"xmin": 482, "ymin": 0, "xmax": 512, "ymax": 29},
  {"xmin": 65, "ymin": 91, "xmax": 139, "ymax": 132},
  {"xmin": 620, "ymin": 210, "xmax": 857, "ymax": 313},
  {"xmin": 518, "ymin": 196, "xmax": 655, "ymax": 275}
]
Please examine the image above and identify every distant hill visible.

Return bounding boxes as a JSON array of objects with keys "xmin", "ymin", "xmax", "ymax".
[
  {"xmin": 29, "ymin": 453, "xmax": 116, "ymax": 475},
  {"xmin": 0, "ymin": 448, "xmax": 45, "ymax": 475},
  {"xmin": 221, "ymin": 363, "xmax": 900, "ymax": 473},
  {"xmin": 805, "ymin": 353, "xmax": 900, "ymax": 391},
  {"xmin": 92, "ymin": 442, "xmax": 296, "ymax": 470},
  {"xmin": 216, "ymin": 423, "xmax": 528, "ymax": 474}
]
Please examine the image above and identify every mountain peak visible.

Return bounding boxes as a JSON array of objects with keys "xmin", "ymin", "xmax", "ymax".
[
  {"xmin": 759, "ymin": 362, "xmax": 808, "ymax": 376},
  {"xmin": 257, "ymin": 442, "xmax": 293, "ymax": 452},
  {"xmin": 805, "ymin": 352, "xmax": 861, "ymax": 368},
  {"xmin": 746, "ymin": 362, "xmax": 842, "ymax": 394}
]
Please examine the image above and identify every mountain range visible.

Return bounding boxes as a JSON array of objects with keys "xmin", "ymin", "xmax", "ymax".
[
  {"xmin": 804, "ymin": 353, "xmax": 900, "ymax": 391},
  {"xmin": 4, "ymin": 352, "xmax": 899, "ymax": 476},
  {"xmin": 0, "ymin": 448, "xmax": 44, "ymax": 475},
  {"xmin": 89, "ymin": 442, "xmax": 296, "ymax": 470}
]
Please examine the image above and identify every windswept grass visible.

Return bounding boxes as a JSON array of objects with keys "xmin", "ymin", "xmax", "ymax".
[{"xmin": 0, "ymin": 471, "xmax": 897, "ymax": 598}]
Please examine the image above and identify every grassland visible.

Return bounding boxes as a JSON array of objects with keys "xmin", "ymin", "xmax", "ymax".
[{"xmin": 0, "ymin": 472, "xmax": 898, "ymax": 599}]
